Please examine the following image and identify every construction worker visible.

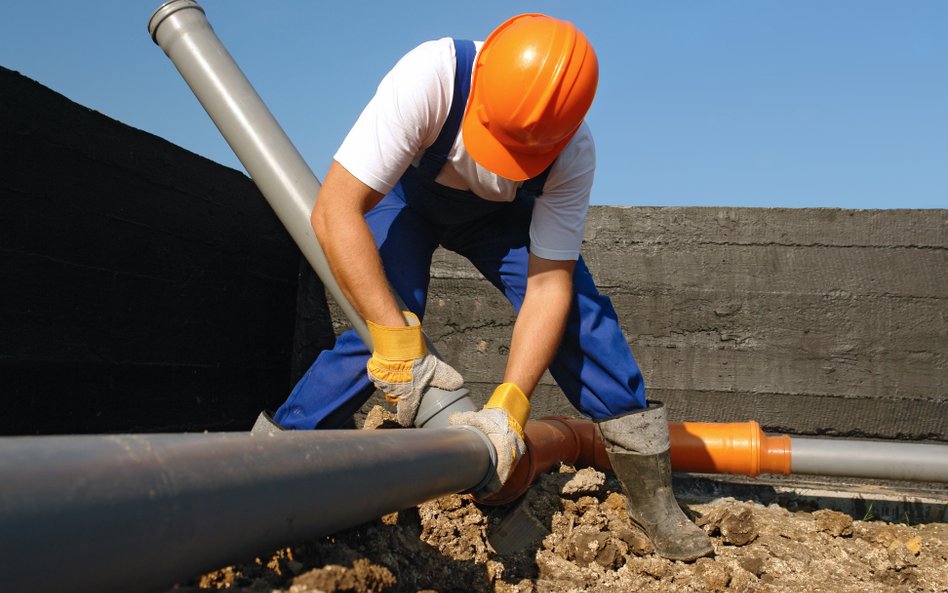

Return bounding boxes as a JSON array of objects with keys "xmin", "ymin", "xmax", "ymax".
[{"xmin": 259, "ymin": 14, "xmax": 712, "ymax": 561}]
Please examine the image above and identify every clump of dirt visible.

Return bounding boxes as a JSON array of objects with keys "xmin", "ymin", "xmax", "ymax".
[{"xmin": 169, "ymin": 412, "xmax": 948, "ymax": 593}]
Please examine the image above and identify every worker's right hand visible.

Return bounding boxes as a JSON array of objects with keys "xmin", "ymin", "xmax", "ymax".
[{"xmin": 366, "ymin": 311, "xmax": 464, "ymax": 427}]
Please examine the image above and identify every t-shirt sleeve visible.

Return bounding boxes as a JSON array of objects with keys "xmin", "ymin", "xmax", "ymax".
[
  {"xmin": 333, "ymin": 40, "xmax": 452, "ymax": 194},
  {"xmin": 528, "ymin": 124, "xmax": 595, "ymax": 261}
]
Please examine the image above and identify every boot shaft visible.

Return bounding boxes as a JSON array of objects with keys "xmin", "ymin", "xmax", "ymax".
[
  {"xmin": 596, "ymin": 401, "xmax": 670, "ymax": 456},
  {"xmin": 595, "ymin": 401, "xmax": 714, "ymax": 561}
]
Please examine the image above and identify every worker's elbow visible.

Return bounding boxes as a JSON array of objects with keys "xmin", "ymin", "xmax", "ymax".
[
  {"xmin": 526, "ymin": 259, "xmax": 574, "ymax": 301},
  {"xmin": 525, "ymin": 274, "xmax": 573, "ymax": 314},
  {"xmin": 310, "ymin": 199, "xmax": 329, "ymax": 243}
]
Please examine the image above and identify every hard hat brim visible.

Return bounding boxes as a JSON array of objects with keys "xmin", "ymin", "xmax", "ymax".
[{"xmin": 461, "ymin": 107, "xmax": 574, "ymax": 182}]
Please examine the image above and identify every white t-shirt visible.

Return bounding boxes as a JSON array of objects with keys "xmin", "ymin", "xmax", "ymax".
[{"xmin": 334, "ymin": 37, "xmax": 595, "ymax": 261}]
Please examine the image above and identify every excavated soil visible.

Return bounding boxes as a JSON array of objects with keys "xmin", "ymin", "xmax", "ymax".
[{"xmin": 169, "ymin": 412, "xmax": 948, "ymax": 593}]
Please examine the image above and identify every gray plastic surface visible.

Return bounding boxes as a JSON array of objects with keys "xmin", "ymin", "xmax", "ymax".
[
  {"xmin": 0, "ymin": 428, "xmax": 493, "ymax": 593},
  {"xmin": 791, "ymin": 437, "xmax": 948, "ymax": 482},
  {"xmin": 414, "ymin": 386, "xmax": 477, "ymax": 428}
]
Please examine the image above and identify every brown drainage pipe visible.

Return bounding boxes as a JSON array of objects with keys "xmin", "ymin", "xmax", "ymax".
[{"xmin": 476, "ymin": 418, "xmax": 947, "ymax": 505}]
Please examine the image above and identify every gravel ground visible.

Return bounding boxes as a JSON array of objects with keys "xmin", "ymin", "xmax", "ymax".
[{"xmin": 168, "ymin": 414, "xmax": 948, "ymax": 593}]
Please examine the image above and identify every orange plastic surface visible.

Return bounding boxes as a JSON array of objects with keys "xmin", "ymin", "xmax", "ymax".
[{"xmin": 475, "ymin": 417, "xmax": 792, "ymax": 506}]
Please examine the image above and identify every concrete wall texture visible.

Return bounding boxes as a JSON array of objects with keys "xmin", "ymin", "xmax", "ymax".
[{"xmin": 336, "ymin": 207, "xmax": 947, "ymax": 442}]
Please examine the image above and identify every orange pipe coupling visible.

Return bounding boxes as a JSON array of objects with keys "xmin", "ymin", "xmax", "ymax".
[
  {"xmin": 475, "ymin": 417, "xmax": 792, "ymax": 506},
  {"xmin": 669, "ymin": 420, "xmax": 791, "ymax": 476}
]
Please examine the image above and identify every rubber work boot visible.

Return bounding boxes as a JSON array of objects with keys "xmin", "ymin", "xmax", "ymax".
[
  {"xmin": 250, "ymin": 410, "xmax": 284, "ymax": 436},
  {"xmin": 596, "ymin": 401, "xmax": 713, "ymax": 561}
]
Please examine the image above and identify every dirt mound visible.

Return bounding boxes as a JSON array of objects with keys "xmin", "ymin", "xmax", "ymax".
[{"xmin": 172, "ymin": 464, "xmax": 947, "ymax": 593}]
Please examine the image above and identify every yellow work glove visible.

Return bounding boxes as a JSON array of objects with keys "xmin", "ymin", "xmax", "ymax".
[
  {"xmin": 366, "ymin": 311, "xmax": 464, "ymax": 427},
  {"xmin": 449, "ymin": 382, "xmax": 530, "ymax": 495}
]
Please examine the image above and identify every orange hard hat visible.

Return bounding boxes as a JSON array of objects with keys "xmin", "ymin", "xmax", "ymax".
[{"xmin": 462, "ymin": 14, "xmax": 599, "ymax": 181}]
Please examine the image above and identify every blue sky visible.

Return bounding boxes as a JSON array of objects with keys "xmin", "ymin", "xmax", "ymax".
[{"xmin": 2, "ymin": 1, "xmax": 945, "ymax": 208}]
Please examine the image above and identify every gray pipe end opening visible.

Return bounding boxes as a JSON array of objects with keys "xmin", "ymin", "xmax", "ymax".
[
  {"xmin": 148, "ymin": 0, "xmax": 205, "ymax": 42},
  {"xmin": 449, "ymin": 424, "xmax": 499, "ymax": 494}
]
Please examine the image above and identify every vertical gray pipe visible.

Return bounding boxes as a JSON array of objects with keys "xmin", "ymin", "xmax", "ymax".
[
  {"xmin": 0, "ymin": 428, "xmax": 493, "ymax": 593},
  {"xmin": 147, "ymin": 0, "xmax": 475, "ymax": 427}
]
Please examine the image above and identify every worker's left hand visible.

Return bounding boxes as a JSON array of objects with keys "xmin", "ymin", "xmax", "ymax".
[
  {"xmin": 449, "ymin": 382, "xmax": 530, "ymax": 494},
  {"xmin": 367, "ymin": 311, "xmax": 464, "ymax": 427}
]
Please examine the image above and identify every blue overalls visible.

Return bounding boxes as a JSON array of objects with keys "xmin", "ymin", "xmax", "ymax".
[{"xmin": 274, "ymin": 40, "xmax": 646, "ymax": 429}]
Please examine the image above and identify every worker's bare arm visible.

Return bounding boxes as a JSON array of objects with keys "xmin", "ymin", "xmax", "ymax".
[
  {"xmin": 503, "ymin": 254, "xmax": 575, "ymax": 397},
  {"xmin": 311, "ymin": 161, "xmax": 405, "ymax": 327}
]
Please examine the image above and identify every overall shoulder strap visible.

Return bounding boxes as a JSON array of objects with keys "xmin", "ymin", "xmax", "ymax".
[
  {"xmin": 520, "ymin": 161, "xmax": 554, "ymax": 197},
  {"xmin": 415, "ymin": 39, "xmax": 476, "ymax": 180}
]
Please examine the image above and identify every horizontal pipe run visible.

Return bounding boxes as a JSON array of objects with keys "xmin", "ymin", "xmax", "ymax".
[
  {"xmin": 477, "ymin": 417, "xmax": 948, "ymax": 505},
  {"xmin": 790, "ymin": 437, "xmax": 948, "ymax": 482},
  {"xmin": 670, "ymin": 421, "xmax": 792, "ymax": 476},
  {"xmin": 0, "ymin": 428, "xmax": 492, "ymax": 593},
  {"xmin": 2, "ymin": 419, "xmax": 945, "ymax": 590}
]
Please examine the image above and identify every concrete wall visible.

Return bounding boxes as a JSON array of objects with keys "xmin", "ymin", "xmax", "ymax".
[{"xmin": 336, "ymin": 207, "xmax": 946, "ymax": 442}]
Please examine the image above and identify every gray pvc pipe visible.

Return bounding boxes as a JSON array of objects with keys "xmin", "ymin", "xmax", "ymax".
[
  {"xmin": 0, "ymin": 428, "xmax": 493, "ymax": 593},
  {"xmin": 790, "ymin": 437, "xmax": 948, "ymax": 482},
  {"xmin": 147, "ymin": 0, "xmax": 476, "ymax": 427},
  {"xmin": 148, "ymin": 0, "xmax": 363, "ymax": 344}
]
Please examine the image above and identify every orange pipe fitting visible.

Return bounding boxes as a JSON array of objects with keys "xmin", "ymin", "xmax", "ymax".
[
  {"xmin": 669, "ymin": 421, "xmax": 791, "ymax": 476},
  {"xmin": 475, "ymin": 417, "xmax": 792, "ymax": 506},
  {"xmin": 475, "ymin": 417, "xmax": 612, "ymax": 505}
]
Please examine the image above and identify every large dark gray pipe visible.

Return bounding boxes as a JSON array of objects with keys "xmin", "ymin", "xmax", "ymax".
[
  {"xmin": 0, "ymin": 428, "xmax": 493, "ymax": 593},
  {"xmin": 147, "ymin": 0, "xmax": 476, "ymax": 428}
]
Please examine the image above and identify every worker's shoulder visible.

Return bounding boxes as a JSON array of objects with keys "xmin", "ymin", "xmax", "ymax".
[
  {"xmin": 559, "ymin": 122, "xmax": 596, "ymax": 164},
  {"xmin": 390, "ymin": 37, "xmax": 457, "ymax": 76},
  {"xmin": 543, "ymin": 123, "xmax": 596, "ymax": 189}
]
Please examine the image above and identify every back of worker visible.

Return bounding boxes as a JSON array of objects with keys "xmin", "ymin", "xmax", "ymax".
[{"xmin": 266, "ymin": 14, "xmax": 713, "ymax": 562}]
